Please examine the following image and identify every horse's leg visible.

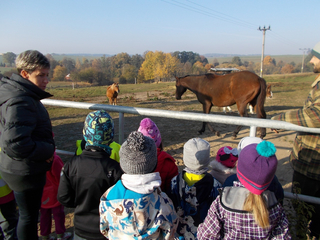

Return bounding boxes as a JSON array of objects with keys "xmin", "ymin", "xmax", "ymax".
[
  {"xmin": 199, "ymin": 103, "xmax": 220, "ymax": 136},
  {"xmin": 249, "ymin": 104, "xmax": 254, "ymax": 114},
  {"xmin": 232, "ymin": 103, "xmax": 248, "ymax": 139}
]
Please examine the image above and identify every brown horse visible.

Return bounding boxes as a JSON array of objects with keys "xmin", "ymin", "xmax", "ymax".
[
  {"xmin": 175, "ymin": 71, "xmax": 267, "ymax": 138},
  {"xmin": 223, "ymin": 84, "xmax": 273, "ymax": 114},
  {"xmin": 106, "ymin": 83, "xmax": 120, "ymax": 105}
]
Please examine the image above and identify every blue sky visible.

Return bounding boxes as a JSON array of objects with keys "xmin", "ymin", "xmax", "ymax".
[{"xmin": 1, "ymin": 0, "xmax": 318, "ymax": 56}]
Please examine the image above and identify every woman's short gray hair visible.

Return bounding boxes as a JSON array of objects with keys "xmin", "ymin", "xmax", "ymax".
[{"xmin": 15, "ymin": 50, "xmax": 50, "ymax": 74}]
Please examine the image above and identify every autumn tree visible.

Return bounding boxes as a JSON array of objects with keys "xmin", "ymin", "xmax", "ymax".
[
  {"xmin": 92, "ymin": 58, "xmax": 102, "ymax": 71},
  {"xmin": 122, "ymin": 64, "xmax": 136, "ymax": 83},
  {"xmin": 192, "ymin": 61, "xmax": 206, "ymax": 74},
  {"xmin": 231, "ymin": 56, "xmax": 243, "ymax": 66},
  {"xmin": 171, "ymin": 51, "xmax": 207, "ymax": 66},
  {"xmin": 138, "ymin": 51, "xmax": 178, "ymax": 82},
  {"xmin": 212, "ymin": 58, "xmax": 219, "ymax": 67},
  {"xmin": 46, "ymin": 54, "xmax": 59, "ymax": 79},
  {"xmin": 75, "ymin": 58, "xmax": 82, "ymax": 70},
  {"xmin": 281, "ymin": 64, "xmax": 294, "ymax": 74},
  {"xmin": 263, "ymin": 56, "xmax": 276, "ymax": 66},
  {"xmin": 2, "ymin": 52, "xmax": 16, "ymax": 67},
  {"xmin": 60, "ymin": 57, "xmax": 75, "ymax": 73},
  {"xmin": 52, "ymin": 65, "xmax": 68, "ymax": 81},
  {"xmin": 205, "ymin": 63, "xmax": 214, "ymax": 72}
]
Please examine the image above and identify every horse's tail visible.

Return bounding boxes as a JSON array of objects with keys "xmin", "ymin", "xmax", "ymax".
[{"xmin": 256, "ymin": 77, "xmax": 267, "ymax": 119}]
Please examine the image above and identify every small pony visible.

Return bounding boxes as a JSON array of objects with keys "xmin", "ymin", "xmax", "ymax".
[{"xmin": 106, "ymin": 83, "xmax": 120, "ymax": 105}]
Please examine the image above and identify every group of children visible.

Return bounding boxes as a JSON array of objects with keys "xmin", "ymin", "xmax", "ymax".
[{"xmin": 38, "ymin": 109, "xmax": 290, "ymax": 239}]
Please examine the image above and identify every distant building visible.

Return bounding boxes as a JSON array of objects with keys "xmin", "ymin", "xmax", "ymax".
[
  {"xmin": 209, "ymin": 68, "xmax": 240, "ymax": 75},
  {"xmin": 65, "ymin": 74, "xmax": 71, "ymax": 81}
]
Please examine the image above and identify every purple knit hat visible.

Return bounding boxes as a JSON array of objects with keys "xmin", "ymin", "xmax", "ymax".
[
  {"xmin": 138, "ymin": 118, "xmax": 162, "ymax": 148},
  {"xmin": 237, "ymin": 141, "xmax": 278, "ymax": 195}
]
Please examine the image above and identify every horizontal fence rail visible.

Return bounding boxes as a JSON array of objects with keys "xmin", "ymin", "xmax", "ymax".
[{"xmin": 43, "ymin": 99, "xmax": 320, "ymax": 205}]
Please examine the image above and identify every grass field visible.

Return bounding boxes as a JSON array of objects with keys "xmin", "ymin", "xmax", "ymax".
[{"xmin": 207, "ymin": 55, "xmax": 303, "ymax": 65}]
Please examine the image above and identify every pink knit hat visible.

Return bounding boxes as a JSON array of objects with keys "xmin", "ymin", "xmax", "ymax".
[
  {"xmin": 138, "ymin": 118, "xmax": 162, "ymax": 148},
  {"xmin": 216, "ymin": 146, "xmax": 238, "ymax": 168}
]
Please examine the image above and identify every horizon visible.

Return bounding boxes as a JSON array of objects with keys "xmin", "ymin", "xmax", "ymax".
[{"xmin": 1, "ymin": 0, "xmax": 318, "ymax": 56}]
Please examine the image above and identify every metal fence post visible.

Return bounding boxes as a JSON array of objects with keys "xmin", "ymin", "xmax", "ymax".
[
  {"xmin": 250, "ymin": 126, "xmax": 256, "ymax": 137},
  {"xmin": 119, "ymin": 112, "xmax": 124, "ymax": 144}
]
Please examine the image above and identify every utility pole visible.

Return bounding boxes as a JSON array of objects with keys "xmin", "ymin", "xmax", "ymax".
[
  {"xmin": 258, "ymin": 26, "xmax": 271, "ymax": 77},
  {"xmin": 299, "ymin": 48, "xmax": 309, "ymax": 73}
]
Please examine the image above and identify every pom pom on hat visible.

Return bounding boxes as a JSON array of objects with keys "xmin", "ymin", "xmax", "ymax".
[
  {"xmin": 120, "ymin": 131, "xmax": 157, "ymax": 174},
  {"xmin": 311, "ymin": 41, "xmax": 320, "ymax": 60},
  {"xmin": 216, "ymin": 146, "xmax": 238, "ymax": 168},
  {"xmin": 237, "ymin": 140, "xmax": 278, "ymax": 195},
  {"xmin": 138, "ymin": 118, "xmax": 162, "ymax": 148}
]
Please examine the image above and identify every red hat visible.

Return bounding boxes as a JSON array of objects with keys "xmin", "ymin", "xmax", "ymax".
[{"xmin": 216, "ymin": 146, "xmax": 238, "ymax": 168}]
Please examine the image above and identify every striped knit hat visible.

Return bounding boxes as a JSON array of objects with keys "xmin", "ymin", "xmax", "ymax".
[
  {"xmin": 237, "ymin": 141, "xmax": 277, "ymax": 195},
  {"xmin": 311, "ymin": 41, "xmax": 320, "ymax": 59}
]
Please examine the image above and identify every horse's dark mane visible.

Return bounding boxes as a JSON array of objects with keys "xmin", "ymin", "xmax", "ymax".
[{"xmin": 180, "ymin": 73, "xmax": 215, "ymax": 79}]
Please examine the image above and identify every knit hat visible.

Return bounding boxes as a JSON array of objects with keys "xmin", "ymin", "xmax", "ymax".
[
  {"xmin": 83, "ymin": 110, "xmax": 114, "ymax": 155},
  {"xmin": 120, "ymin": 131, "xmax": 157, "ymax": 174},
  {"xmin": 237, "ymin": 141, "xmax": 278, "ymax": 195},
  {"xmin": 311, "ymin": 41, "xmax": 320, "ymax": 60},
  {"xmin": 237, "ymin": 136, "xmax": 263, "ymax": 155},
  {"xmin": 183, "ymin": 138, "xmax": 210, "ymax": 174},
  {"xmin": 216, "ymin": 146, "xmax": 238, "ymax": 168},
  {"xmin": 138, "ymin": 118, "xmax": 162, "ymax": 148}
]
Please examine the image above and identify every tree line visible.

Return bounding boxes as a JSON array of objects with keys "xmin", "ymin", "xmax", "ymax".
[{"xmin": 1, "ymin": 51, "xmax": 314, "ymax": 85}]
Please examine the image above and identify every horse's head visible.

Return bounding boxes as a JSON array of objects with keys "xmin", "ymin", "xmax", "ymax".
[
  {"xmin": 175, "ymin": 76, "xmax": 187, "ymax": 100},
  {"xmin": 266, "ymin": 84, "xmax": 272, "ymax": 98},
  {"xmin": 113, "ymin": 83, "xmax": 120, "ymax": 93}
]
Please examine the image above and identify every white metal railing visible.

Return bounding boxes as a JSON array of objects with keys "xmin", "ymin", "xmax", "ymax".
[{"xmin": 42, "ymin": 99, "xmax": 320, "ymax": 204}]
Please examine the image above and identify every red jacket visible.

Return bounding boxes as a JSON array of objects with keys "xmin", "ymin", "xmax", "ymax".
[
  {"xmin": 155, "ymin": 148, "xmax": 178, "ymax": 193},
  {"xmin": 41, "ymin": 153, "xmax": 63, "ymax": 209}
]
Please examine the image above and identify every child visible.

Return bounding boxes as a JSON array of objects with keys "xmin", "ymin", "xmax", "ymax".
[
  {"xmin": 169, "ymin": 138, "xmax": 221, "ymax": 239},
  {"xmin": 223, "ymin": 137, "xmax": 284, "ymax": 204},
  {"xmin": 99, "ymin": 131, "xmax": 179, "ymax": 239},
  {"xmin": 208, "ymin": 146, "xmax": 238, "ymax": 185},
  {"xmin": 0, "ymin": 174, "xmax": 18, "ymax": 240},
  {"xmin": 138, "ymin": 118, "xmax": 178, "ymax": 194},
  {"xmin": 197, "ymin": 141, "xmax": 291, "ymax": 239},
  {"xmin": 40, "ymin": 152, "xmax": 72, "ymax": 240},
  {"xmin": 58, "ymin": 110, "xmax": 123, "ymax": 240}
]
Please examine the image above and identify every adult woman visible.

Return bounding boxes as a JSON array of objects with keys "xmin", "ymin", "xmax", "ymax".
[{"xmin": 0, "ymin": 50, "xmax": 55, "ymax": 240}]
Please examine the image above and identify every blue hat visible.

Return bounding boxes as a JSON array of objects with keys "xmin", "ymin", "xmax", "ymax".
[{"xmin": 83, "ymin": 110, "xmax": 114, "ymax": 154}]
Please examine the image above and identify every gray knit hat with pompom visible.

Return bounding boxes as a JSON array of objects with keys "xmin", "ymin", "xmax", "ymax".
[{"xmin": 120, "ymin": 131, "xmax": 157, "ymax": 174}]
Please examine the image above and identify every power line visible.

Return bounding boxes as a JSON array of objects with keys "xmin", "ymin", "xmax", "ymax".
[
  {"xmin": 161, "ymin": 0, "xmax": 256, "ymax": 30},
  {"xmin": 160, "ymin": 0, "xmax": 304, "ymax": 52}
]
